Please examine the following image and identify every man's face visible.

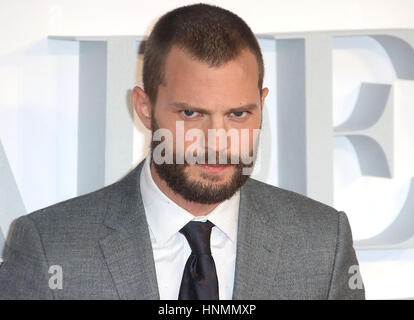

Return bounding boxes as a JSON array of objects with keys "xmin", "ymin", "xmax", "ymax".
[{"xmin": 150, "ymin": 46, "xmax": 268, "ymax": 204}]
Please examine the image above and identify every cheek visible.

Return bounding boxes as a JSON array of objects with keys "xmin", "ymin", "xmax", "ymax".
[
  {"xmin": 231, "ymin": 117, "xmax": 262, "ymax": 151},
  {"xmin": 153, "ymin": 108, "xmax": 176, "ymax": 129},
  {"xmin": 232, "ymin": 128, "xmax": 259, "ymax": 156}
]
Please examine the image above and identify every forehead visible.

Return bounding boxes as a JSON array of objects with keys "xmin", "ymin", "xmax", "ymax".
[{"xmin": 159, "ymin": 46, "xmax": 260, "ymax": 106}]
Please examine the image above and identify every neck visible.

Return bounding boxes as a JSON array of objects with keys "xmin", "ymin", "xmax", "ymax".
[{"xmin": 150, "ymin": 161, "xmax": 220, "ymax": 216}]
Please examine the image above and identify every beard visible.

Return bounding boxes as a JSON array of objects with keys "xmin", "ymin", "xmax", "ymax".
[{"xmin": 150, "ymin": 116, "xmax": 256, "ymax": 204}]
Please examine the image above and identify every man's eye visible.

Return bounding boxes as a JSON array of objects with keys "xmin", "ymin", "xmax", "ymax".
[
  {"xmin": 230, "ymin": 111, "xmax": 248, "ymax": 118},
  {"xmin": 181, "ymin": 110, "xmax": 200, "ymax": 118}
]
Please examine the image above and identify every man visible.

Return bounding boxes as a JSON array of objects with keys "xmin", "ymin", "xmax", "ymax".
[{"xmin": 0, "ymin": 4, "xmax": 364, "ymax": 299}]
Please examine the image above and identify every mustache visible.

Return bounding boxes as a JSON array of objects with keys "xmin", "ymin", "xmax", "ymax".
[{"xmin": 176, "ymin": 148, "xmax": 252, "ymax": 165}]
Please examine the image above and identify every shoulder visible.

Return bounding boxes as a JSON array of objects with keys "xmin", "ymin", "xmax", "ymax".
[
  {"xmin": 244, "ymin": 177, "xmax": 337, "ymax": 212},
  {"xmin": 242, "ymin": 177, "xmax": 341, "ymax": 232},
  {"xmin": 19, "ymin": 167, "xmax": 140, "ymax": 243},
  {"xmin": 22, "ymin": 162, "xmax": 144, "ymax": 232},
  {"xmin": 19, "ymin": 183, "xmax": 115, "ymax": 240}
]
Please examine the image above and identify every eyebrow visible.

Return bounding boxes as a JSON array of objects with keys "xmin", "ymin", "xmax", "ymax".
[{"xmin": 170, "ymin": 102, "xmax": 258, "ymax": 114}]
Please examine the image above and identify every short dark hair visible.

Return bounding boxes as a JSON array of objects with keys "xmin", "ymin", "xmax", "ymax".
[{"xmin": 143, "ymin": 3, "xmax": 264, "ymax": 105}]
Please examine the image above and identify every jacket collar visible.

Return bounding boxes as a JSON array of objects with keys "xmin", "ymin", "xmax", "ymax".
[
  {"xmin": 99, "ymin": 161, "xmax": 160, "ymax": 299},
  {"xmin": 232, "ymin": 177, "xmax": 288, "ymax": 299}
]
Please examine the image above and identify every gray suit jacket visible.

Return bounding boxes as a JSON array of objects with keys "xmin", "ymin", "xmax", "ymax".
[{"xmin": 0, "ymin": 161, "xmax": 365, "ymax": 299}]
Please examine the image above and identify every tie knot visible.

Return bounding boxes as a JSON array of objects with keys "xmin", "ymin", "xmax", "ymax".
[{"xmin": 179, "ymin": 220, "xmax": 215, "ymax": 255}]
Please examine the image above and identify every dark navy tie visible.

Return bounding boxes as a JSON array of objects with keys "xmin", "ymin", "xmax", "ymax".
[{"xmin": 178, "ymin": 220, "xmax": 219, "ymax": 300}]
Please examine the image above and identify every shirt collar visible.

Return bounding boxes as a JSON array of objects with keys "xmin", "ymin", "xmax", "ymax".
[{"xmin": 139, "ymin": 152, "xmax": 240, "ymax": 245}]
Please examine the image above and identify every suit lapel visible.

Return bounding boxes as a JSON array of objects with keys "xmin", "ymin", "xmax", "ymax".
[
  {"xmin": 99, "ymin": 161, "xmax": 160, "ymax": 300},
  {"xmin": 232, "ymin": 179, "xmax": 287, "ymax": 299},
  {"xmin": 98, "ymin": 161, "xmax": 288, "ymax": 300}
]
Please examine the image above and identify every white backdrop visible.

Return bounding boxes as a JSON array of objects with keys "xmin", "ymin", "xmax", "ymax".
[{"xmin": 1, "ymin": 0, "xmax": 414, "ymax": 299}]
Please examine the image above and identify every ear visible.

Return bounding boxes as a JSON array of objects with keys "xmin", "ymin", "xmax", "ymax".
[
  {"xmin": 260, "ymin": 87, "xmax": 269, "ymax": 111},
  {"xmin": 132, "ymin": 86, "xmax": 152, "ymax": 130}
]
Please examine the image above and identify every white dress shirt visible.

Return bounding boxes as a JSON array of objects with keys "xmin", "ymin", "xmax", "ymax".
[{"xmin": 139, "ymin": 152, "xmax": 240, "ymax": 300}]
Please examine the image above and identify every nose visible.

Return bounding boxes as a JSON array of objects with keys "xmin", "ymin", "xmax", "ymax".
[
  {"xmin": 209, "ymin": 113, "xmax": 226, "ymax": 132},
  {"xmin": 204, "ymin": 115, "xmax": 234, "ymax": 163},
  {"xmin": 205, "ymin": 114, "xmax": 225, "ymax": 151}
]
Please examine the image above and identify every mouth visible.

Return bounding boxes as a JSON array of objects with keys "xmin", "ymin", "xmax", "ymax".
[{"xmin": 195, "ymin": 164, "xmax": 231, "ymax": 174}]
